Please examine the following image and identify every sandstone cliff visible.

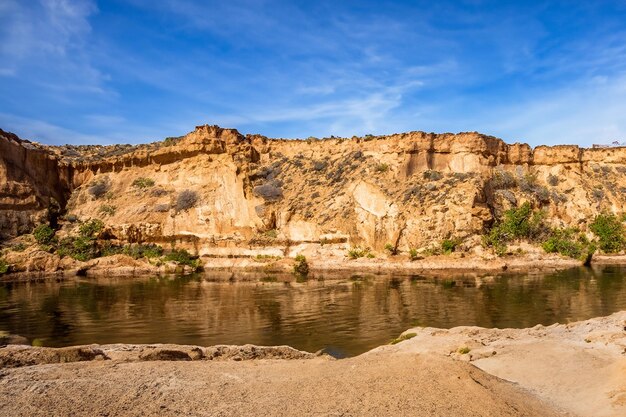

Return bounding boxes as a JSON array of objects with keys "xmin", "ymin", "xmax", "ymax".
[{"xmin": 1, "ymin": 125, "xmax": 625, "ymax": 260}]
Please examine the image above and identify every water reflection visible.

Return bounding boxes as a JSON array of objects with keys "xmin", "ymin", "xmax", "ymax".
[{"xmin": 1, "ymin": 266, "xmax": 625, "ymax": 357}]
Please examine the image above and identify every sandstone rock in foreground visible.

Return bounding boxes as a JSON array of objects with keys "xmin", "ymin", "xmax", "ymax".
[
  {"xmin": 0, "ymin": 351, "xmax": 560, "ymax": 417},
  {"xmin": 2, "ymin": 313, "xmax": 624, "ymax": 416}
]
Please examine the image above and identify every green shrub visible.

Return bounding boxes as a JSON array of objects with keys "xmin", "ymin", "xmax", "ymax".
[
  {"xmin": 590, "ymin": 213, "xmax": 626, "ymax": 253},
  {"xmin": 163, "ymin": 136, "xmax": 182, "ymax": 146},
  {"xmin": 491, "ymin": 169, "xmax": 517, "ymax": 189},
  {"xmin": 423, "ymin": 170, "xmax": 443, "ymax": 181},
  {"xmin": 165, "ymin": 248, "xmax": 200, "ymax": 268},
  {"xmin": 57, "ymin": 236, "xmax": 99, "ymax": 262},
  {"xmin": 542, "ymin": 227, "xmax": 596, "ymax": 262},
  {"xmin": 441, "ymin": 239, "xmax": 460, "ymax": 254},
  {"xmin": 122, "ymin": 244, "xmax": 164, "ymax": 259},
  {"xmin": 265, "ymin": 229, "xmax": 278, "ymax": 239},
  {"xmin": 408, "ymin": 248, "xmax": 419, "ymax": 261},
  {"xmin": 79, "ymin": 219, "xmax": 104, "ymax": 238},
  {"xmin": 390, "ymin": 332, "xmax": 417, "ymax": 345},
  {"xmin": 347, "ymin": 246, "xmax": 371, "ymax": 259},
  {"xmin": 483, "ymin": 202, "xmax": 547, "ymax": 255},
  {"xmin": 0, "ymin": 259, "xmax": 9, "ymax": 275},
  {"xmin": 100, "ymin": 243, "xmax": 123, "ymax": 257},
  {"xmin": 132, "ymin": 177, "xmax": 155, "ymax": 189},
  {"xmin": 176, "ymin": 190, "xmax": 198, "ymax": 211},
  {"xmin": 33, "ymin": 224, "xmax": 55, "ymax": 245},
  {"xmin": 10, "ymin": 243, "xmax": 26, "ymax": 252},
  {"xmin": 458, "ymin": 346, "xmax": 471, "ymax": 354},
  {"xmin": 99, "ymin": 204, "xmax": 116, "ymax": 216},
  {"xmin": 384, "ymin": 243, "xmax": 397, "ymax": 255},
  {"xmin": 293, "ymin": 254, "xmax": 309, "ymax": 276},
  {"xmin": 374, "ymin": 163, "xmax": 389, "ymax": 173}
]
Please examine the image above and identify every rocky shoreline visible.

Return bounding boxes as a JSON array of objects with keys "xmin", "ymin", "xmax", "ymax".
[
  {"xmin": 2, "ymin": 250, "xmax": 626, "ymax": 283},
  {"xmin": 0, "ymin": 312, "xmax": 624, "ymax": 416}
]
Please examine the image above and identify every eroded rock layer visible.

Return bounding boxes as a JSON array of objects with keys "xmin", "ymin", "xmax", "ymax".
[{"xmin": 1, "ymin": 125, "xmax": 625, "ymax": 257}]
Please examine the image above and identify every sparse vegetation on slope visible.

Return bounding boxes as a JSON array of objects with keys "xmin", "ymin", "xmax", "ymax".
[
  {"xmin": 33, "ymin": 224, "xmax": 55, "ymax": 246},
  {"xmin": 132, "ymin": 177, "xmax": 155, "ymax": 189},
  {"xmin": 165, "ymin": 248, "xmax": 200, "ymax": 269},
  {"xmin": 347, "ymin": 247, "xmax": 373, "ymax": 259},
  {"xmin": 390, "ymin": 332, "xmax": 417, "ymax": 345},
  {"xmin": 0, "ymin": 258, "xmax": 9, "ymax": 275},
  {"xmin": 590, "ymin": 213, "xmax": 626, "ymax": 254},
  {"xmin": 176, "ymin": 190, "xmax": 198, "ymax": 211},
  {"xmin": 542, "ymin": 227, "xmax": 595, "ymax": 264},
  {"xmin": 483, "ymin": 202, "xmax": 547, "ymax": 255},
  {"xmin": 293, "ymin": 255, "xmax": 309, "ymax": 277}
]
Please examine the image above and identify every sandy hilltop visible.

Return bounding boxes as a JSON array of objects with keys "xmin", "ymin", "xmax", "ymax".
[{"xmin": 3, "ymin": 124, "xmax": 626, "ymax": 278}]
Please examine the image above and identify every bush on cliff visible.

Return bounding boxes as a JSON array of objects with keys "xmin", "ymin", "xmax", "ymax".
[
  {"xmin": 101, "ymin": 243, "xmax": 164, "ymax": 260},
  {"xmin": 79, "ymin": 219, "xmax": 104, "ymax": 238},
  {"xmin": 408, "ymin": 248, "xmax": 420, "ymax": 261},
  {"xmin": 490, "ymin": 169, "xmax": 517, "ymax": 189},
  {"xmin": 132, "ymin": 177, "xmax": 155, "ymax": 189},
  {"xmin": 57, "ymin": 236, "xmax": 99, "ymax": 262},
  {"xmin": 125, "ymin": 244, "xmax": 164, "ymax": 259},
  {"xmin": 98, "ymin": 204, "xmax": 116, "ymax": 216},
  {"xmin": 590, "ymin": 213, "xmax": 626, "ymax": 253},
  {"xmin": 384, "ymin": 243, "xmax": 398, "ymax": 255},
  {"xmin": 483, "ymin": 202, "xmax": 547, "ymax": 255},
  {"xmin": 88, "ymin": 178, "xmax": 110, "ymax": 199},
  {"xmin": 0, "ymin": 259, "xmax": 9, "ymax": 275},
  {"xmin": 542, "ymin": 227, "xmax": 595, "ymax": 264},
  {"xmin": 176, "ymin": 190, "xmax": 199, "ymax": 211},
  {"xmin": 56, "ymin": 219, "xmax": 105, "ymax": 262},
  {"xmin": 293, "ymin": 254, "xmax": 309, "ymax": 277},
  {"xmin": 33, "ymin": 224, "xmax": 55, "ymax": 245},
  {"xmin": 441, "ymin": 238, "xmax": 460, "ymax": 254},
  {"xmin": 347, "ymin": 246, "xmax": 372, "ymax": 259},
  {"xmin": 165, "ymin": 248, "xmax": 200, "ymax": 268}
]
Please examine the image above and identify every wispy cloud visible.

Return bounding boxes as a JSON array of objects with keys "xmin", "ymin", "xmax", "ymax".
[
  {"xmin": 485, "ymin": 74, "xmax": 626, "ymax": 146},
  {"xmin": 1, "ymin": 1, "xmax": 626, "ymax": 146}
]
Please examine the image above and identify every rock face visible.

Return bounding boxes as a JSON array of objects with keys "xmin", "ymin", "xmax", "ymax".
[
  {"xmin": 1, "ymin": 125, "xmax": 626, "ymax": 257},
  {"xmin": 0, "ymin": 129, "xmax": 70, "ymax": 236}
]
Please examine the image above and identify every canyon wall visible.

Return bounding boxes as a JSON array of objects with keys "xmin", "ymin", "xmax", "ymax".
[{"xmin": 1, "ymin": 125, "xmax": 625, "ymax": 257}]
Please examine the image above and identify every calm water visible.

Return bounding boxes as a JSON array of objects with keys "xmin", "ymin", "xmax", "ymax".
[{"xmin": 1, "ymin": 266, "xmax": 626, "ymax": 357}]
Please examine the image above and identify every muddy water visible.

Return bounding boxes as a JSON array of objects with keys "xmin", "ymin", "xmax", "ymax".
[{"xmin": 1, "ymin": 265, "xmax": 626, "ymax": 357}]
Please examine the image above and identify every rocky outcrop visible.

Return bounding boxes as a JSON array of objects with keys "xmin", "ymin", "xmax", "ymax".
[
  {"xmin": 0, "ymin": 129, "xmax": 71, "ymax": 237},
  {"xmin": 0, "ymin": 343, "xmax": 316, "ymax": 368},
  {"xmin": 2, "ymin": 125, "xmax": 626, "ymax": 258}
]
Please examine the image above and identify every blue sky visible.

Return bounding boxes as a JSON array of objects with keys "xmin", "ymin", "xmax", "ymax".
[{"xmin": 1, "ymin": 0, "xmax": 626, "ymax": 146}]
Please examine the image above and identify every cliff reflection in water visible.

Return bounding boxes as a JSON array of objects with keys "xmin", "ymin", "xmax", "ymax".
[{"xmin": 1, "ymin": 265, "xmax": 626, "ymax": 357}]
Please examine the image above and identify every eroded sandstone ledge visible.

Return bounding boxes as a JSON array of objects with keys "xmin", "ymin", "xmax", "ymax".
[{"xmin": 2, "ymin": 125, "xmax": 626, "ymax": 265}]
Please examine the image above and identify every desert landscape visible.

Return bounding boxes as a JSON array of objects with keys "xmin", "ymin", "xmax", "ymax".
[
  {"xmin": 2, "ymin": 1, "xmax": 626, "ymax": 416},
  {"xmin": 1, "ymin": 125, "xmax": 626, "ymax": 416}
]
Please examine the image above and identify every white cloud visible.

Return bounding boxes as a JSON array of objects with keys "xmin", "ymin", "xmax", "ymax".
[
  {"xmin": 0, "ymin": 0, "xmax": 106, "ymax": 94},
  {"xmin": 483, "ymin": 74, "xmax": 626, "ymax": 146},
  {"xmin": 0, "ymin": 112, "xmax": 107, "ymax": 144}
]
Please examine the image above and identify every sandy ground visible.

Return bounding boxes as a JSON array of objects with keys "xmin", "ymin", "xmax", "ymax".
[{"xmin": 383, "ymin": 311, "xmax": 626, "ymax": 417}]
